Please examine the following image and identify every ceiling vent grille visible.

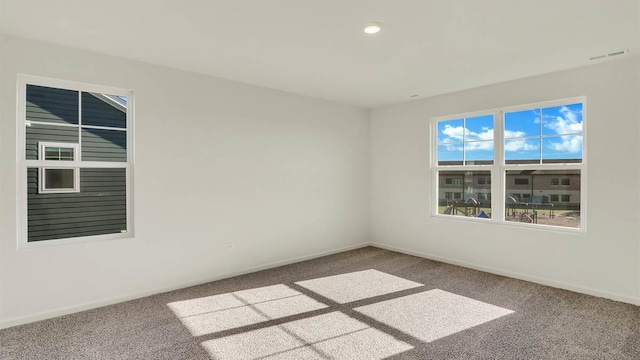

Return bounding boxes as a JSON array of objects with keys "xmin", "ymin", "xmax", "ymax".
[{"xmin": 589, "ymin": 49, "xmax": 629, "ymax": 61}]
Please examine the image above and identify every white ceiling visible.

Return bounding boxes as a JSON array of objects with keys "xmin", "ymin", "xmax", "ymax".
[{"xmin": 1, "ymin": 0, "xmax": 638, "ymax": 108}]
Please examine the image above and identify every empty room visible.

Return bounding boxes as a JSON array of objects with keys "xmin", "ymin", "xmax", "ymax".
[{"xmin": 0, "ymin": 1, "xmax": 639, "ymax": 359}]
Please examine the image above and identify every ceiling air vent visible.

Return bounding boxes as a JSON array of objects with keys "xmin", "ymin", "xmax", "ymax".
[{"xmin": 589, "ymin": 49, "xmax": 629, "ymax": 61}]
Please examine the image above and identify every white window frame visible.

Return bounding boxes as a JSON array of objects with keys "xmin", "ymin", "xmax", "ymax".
[
  {"xmin": 431, "ymin": 97, "xmax": 587, "ymax": 233},
  {"xmin": 37, "ymin": 141, "xmax": 80, "ymax": 194},
  {"xmin": 17, "ymin": 74, "xmax": 135, "ymax": 248}
]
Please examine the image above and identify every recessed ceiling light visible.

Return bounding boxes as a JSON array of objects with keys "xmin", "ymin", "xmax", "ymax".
[{"xmin": 364, "ymin": 23, "xmax": 382, "ymax": 34}]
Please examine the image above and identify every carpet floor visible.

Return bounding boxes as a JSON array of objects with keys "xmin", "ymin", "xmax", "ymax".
[{"xmin": 1, "ymin": 246, "xmax": 638, "ymax": 359}]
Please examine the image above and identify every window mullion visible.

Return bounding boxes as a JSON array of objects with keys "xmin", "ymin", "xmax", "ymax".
[
  {"xmin": 492, "ymin": 110, "xmax": 504, "ymax": 223},
  {"xmin": 78, "ymin": 91, "xmax": 83, "ymax": 161},
  {"xmin": 462, "ymin": 118, "xmax": 466, "ymax": 165},
  {"xmin": 538, "ymin": 108, "xmax": 543, "ymax": 164}
]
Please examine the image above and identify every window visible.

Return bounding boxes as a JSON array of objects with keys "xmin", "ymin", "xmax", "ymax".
[
  {"xmin": 38, "ymin": 142, "xmax": 80, "ymax": 193},
  {"xmin": 514, "ymin": 178, "xmax": 529, "ymax": 185},
  {"xmin": 445, "ymin": 178, "xmax": 453, "ymax": 185},
  {"xmin": 453, "ymin": 192, "xmax": 462, "ymax": 200},
  {"xmin": 445, "ymin": 192, "xmax": 453, "ymax": 199},
  {"xmin": 452, "ymin": 178, "xmax": 462, "ymax": 185},
  {"xmin": 18, "ymin": 76, "xmax": 133, "ymax": 244},
  {"xmin": 433, "ymin": 98, "xmax": 584, "ymax": 230},
  {"xmin": 437, "ymin": 115, "xmax": 494, "ymax": 166}
]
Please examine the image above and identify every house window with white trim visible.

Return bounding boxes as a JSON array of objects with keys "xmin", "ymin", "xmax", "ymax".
[
  {"xmin": 38, "ymin": 142, "xmax": 80, "ymax": 193},
  {"xmin": 19, "ymin": 76, "xmax": 133, "ymax": 244},
  {"xmin": 433, "ymin": 98, "xmax": 585, "ymax": 230}
]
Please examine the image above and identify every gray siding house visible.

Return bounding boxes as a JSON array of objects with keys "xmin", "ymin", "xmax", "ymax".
[{"xmin": 26, "ymin": 85, "xmax": 127, "ymax": 242}]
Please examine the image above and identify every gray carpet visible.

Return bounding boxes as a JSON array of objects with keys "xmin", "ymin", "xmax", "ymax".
[{"xmin": 1, "ymin": 246, "xmax": 638, "ymax": 359}]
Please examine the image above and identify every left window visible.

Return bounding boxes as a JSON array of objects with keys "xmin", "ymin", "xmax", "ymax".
[{"xmin": 18, "ymin": 76, "xmax": 133, "ymax": 244}]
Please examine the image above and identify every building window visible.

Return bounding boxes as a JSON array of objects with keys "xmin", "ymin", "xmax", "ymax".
[
  {"xmin": 445, "ymin": 178, "xmax": 453, "ymax": 185},
  {"xmin": 38, "ymin": 142, "xmax": 80, "ymax": 194},
  {"xmin": 562, "ymin": 195, "xmax": 570, "ymax": 202},
  {"xmin": 437, "ymin": 170, "xmax": 492, "ymax": 216},
  {"xmin": 433, "ymin": 98, "xmax": 584, "ymax": 230},
  {"xmin": 452, "ymin": 178, "xmax": 462, "ymax": 185},
  {"xmin": 514, "ymin": 178, "xmax": 529, "ymax": 185},
  {"xmin": 18, "ymin": 76, "xmax": 133, "ymax": 244}
]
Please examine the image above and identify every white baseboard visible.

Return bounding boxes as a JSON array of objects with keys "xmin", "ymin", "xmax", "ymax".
[
  {"xmin": 370, "ymin": 242, "xmax": 640, "ymax": 306},
  {"xmin": 0, "ymin": 242, "xmax": 370, "ymax": 330},
  {"xmin": 3, "ymin": 241, "xmax": 636, "ymax": 329}
]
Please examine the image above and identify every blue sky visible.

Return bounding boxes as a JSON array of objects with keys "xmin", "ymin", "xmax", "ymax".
[
  {"xmin": 438, "ymin": 115, "xmax": 494, "ymax": 162},
  {"xmin": 438, "ymin": 103, "xmax": 583, "ymax": 163}
]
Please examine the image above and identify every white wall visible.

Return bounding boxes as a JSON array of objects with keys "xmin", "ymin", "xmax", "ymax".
[
  {"xmin": 2, "ymin": 35, "xmax": 638, "ymax": 330},
  {"xmin": 370, "ymin": 56, "xmax": 640, "ymax": 304},
  {"xmin": 0, "ymin": 36, "xmax": 370, "ymax": 327}
]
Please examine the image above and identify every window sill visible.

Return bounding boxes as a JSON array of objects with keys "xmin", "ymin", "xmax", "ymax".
[
  {"xmin": 431, "ymin": 213, "xmax": 586, "ymax": 235},
  {"xmin": 18, "ymin": 231, "xmax": 134, "ymax": 250}
]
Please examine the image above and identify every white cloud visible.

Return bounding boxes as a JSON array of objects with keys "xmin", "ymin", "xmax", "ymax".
[
  {"xmin": 466, "ymin": 127, "xmax": 494, "ymax": 141},
  {"xmin": 440, "ymin": 125, "xmax": 493, "ymax": 143},
  {"xmin": 504, "ymin": 130, "xmax": 526, "ymax": 139},
  {"xmin": 504, "ymin": 130, "xmax": 538, "ymax": 152},
  {"xmin": 532, "ymin": 110, "xmax": 541, "ymax": 124},
  {"xmin": 440, "ymin": 143, "xmax": 463, "ymax": 152},
  {"xmin": 548, "ymin": 135, "xmax": 582, "ymax": 153},
  {"xmin": 504, "ymin": 138, "xmax": 538, "ymax": 152},
  {"xmin": 544, "ymin": 106, "xmax": 582, "ymax": 134},
  {"xmin": 440, "ymin": 125, "xmax": 464, "ymax": 142}
]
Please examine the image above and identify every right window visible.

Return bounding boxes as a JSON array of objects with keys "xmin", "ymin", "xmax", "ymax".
[{"xmin": 434, "ymin": 98, "xmax": 585, "ymax": 230}]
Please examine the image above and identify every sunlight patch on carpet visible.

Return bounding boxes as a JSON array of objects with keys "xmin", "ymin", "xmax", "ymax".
[
  {"xmin": 201, "ymin": 311, "xmax": 413, "ymax": 359},
  {"xmin": 294, "ymin": 269, "xmax": 423, "ymax": 303},
  {"xmin": 167, "ymin": 284, "xmax": 327, "ymax": 336},
  {"xmin": 355, "ymin": 289, "xmax": 514, "ymax": 343}
]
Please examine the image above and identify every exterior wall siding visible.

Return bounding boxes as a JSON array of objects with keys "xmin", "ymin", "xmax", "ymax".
[
  {"xmin": 27, "ymin": 168, "xmax": 127, "ymax": 242},
  {"xmin": 26, "ymin": 85, "xmax": 79, "ymax": 125}
]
